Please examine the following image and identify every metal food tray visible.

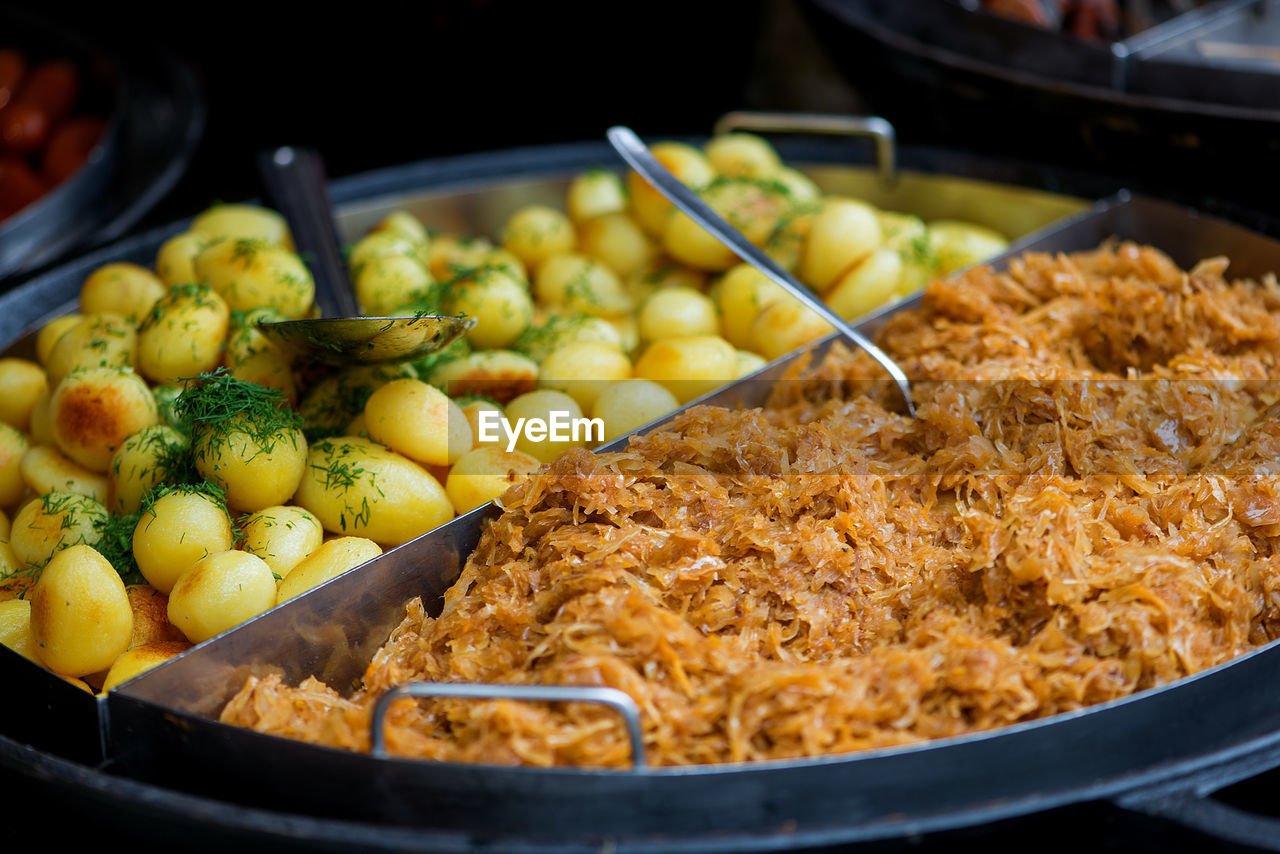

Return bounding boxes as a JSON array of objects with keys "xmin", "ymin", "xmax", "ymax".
[{"xmin": 90, "ymin": 193, "xmax": 1280, "ymax": 851}]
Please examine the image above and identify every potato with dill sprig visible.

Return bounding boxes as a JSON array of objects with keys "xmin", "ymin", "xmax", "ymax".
[{"xmin": 176, "ymin": 369, "xmax": 307, "ymax": 513}]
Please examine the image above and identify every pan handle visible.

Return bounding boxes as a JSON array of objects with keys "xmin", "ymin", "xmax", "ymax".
[
  {"xmin": 711, "ymin": 111, "xmax": 897, "ymax": 187},
  {"xmin": 369, "ymin": 682, "xmax": 647, "ymax": 770},
  {"xmin": 1113, "ymin": 733, "xmax": 1280, "ymax": 850}
]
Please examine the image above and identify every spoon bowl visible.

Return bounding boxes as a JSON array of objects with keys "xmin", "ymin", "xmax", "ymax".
[{"xmin": 255, "ymin": 145, "xmax": 472, "ymax": 366}]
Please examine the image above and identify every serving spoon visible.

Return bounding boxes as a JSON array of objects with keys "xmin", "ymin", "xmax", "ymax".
[
  {"xmin": 606, "ymin": 126, "xmax": 916, "ymax": 416},
  {"xmin": 254, "ymin": 145, "xmax": 474, "ymax": 366}
]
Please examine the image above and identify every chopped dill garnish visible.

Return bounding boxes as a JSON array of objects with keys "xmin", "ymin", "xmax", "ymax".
[{"xmin": 175, "ymin": 368, "xmax": 302, "ymax": 449}]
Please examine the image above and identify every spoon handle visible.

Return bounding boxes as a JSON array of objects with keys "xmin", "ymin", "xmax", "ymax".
[
  {"xmin": 256, "ymin": 146, "xmax": 359, "ymax": 318},
  {"xmin": 606, "ymin": 126, "xmax": 915, "ymax": 416}
]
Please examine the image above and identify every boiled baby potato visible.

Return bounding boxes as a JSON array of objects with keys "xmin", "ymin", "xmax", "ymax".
[
  {"xmin": 514, "ymin": 314, "xmax": 624, "ymax": 364},
  {"xmin": 503, "ymin": 389, "xmax": 592, "ymax": 463},
  {"xmin": 565, "ymin": 169, "xmax": 627, "ymax": 224},
  {"xmin": 348, "ymin": 231, "xmax": 428, "ymax": 279},
  {"xmin": 371, "ymin": 210, "xmax": 429, "ymax": 246},
  {"xmin": 364, "ymin": 378, "xmax": 472, "ymax": 467},
  {"xmin": 10, "ymin": 491, "xmax": 106, "ymax": 568},
  {"xmin": 29, "ymin": 544, "xmax": 133, "ymax": 676},
  {"xmin": 190, "ymin": 203, "xmax": 292, "ymax": 248},
  {"xmin": 0, "ymin": 358, "xmax": 48, "ymax": 432},
  {"xmin": 299, "ymin": 363, "xmax": 416, "ymax": 440},
  {"xmin": 50, "ymin": 367, "xmax": 158, "ymax": 473},
  {"xmin": 133, "ymin": 488, "xmax": 234, "ymax": 594},
  {"xmin": 137, "ymin": 283, "xmax": 231, "ymax": 385},
  {"xmin": 459, "ymin": 398, "xmax": 504, "ymax": 449},
  {"xmin": 638, "ymin": 286, "xmax": 718, "ymax": 342},
  {"xmin": 0, "ymin": 423, "xmax": 29, "ymax": 508},
  {"xmin": 445, "ymin": 447, "xmax": 541, "ymax": 514},
  {"xmin": 240, "ymin": 504, "xmax": 324, "ymax": 579},
  {"xmin": 750, "ymin": 299, "xmax": 834, "ymax": 361},
  {"xmin": 44, "ymin": 313, "xmax": 136, "ymax": 386},
  {"xmin": 276, "ymin": 536, "xmax": 382, "ymax": 602},
  {"xmin": 627, "ymin": 142, "xmax": 715, "ymax": 237},
  {"xmin": 633, "ymin": 335, "xmax": 738, "ymax": 404},
  {"xmin": 224, "ymin": 309, "xmax": 296, "ymax": 406},
  {"xmin": 825, "ymin": 247, "xmax": 904, "ymax": 322},
  {"xmin": 0, "ymin": 598, "xmax": 38, "ymax": 661},
  {"xmin": 79, "ymin": 262, "xmax": 166, "ymax": 322},
  {"xmin": 704, "ymin": 133, "xmax": 781, "ymax": 179},
  {"xmin": 294, "ymin": 436, "xmax": 452, "ymax": 545},
  {"xmin": 536, "ymin": 341, "xmax": 632, "ymax": 412},
  {"xmin": 154, "ymin": 232, "xmax": 209, "ymax": 288},
  {"xmin": 100, "ymin": 640, "xmax": 191, "ymax": 692},
  {"xmin": 427, "ymin": 350, "xmax": 538, "ymax": 404},
  {"xmin": 167, "ymin": 550, "xmax": 277, "ymax": 643},
  {"xmin": 19, "ymin": 445, "xmax": 108, "ymax": 503},
  {"xmin": 714, "ymin": 264, "xmax": 788, "ymax": 349},
  {"xmin": 108, "ymin": 424, "xmax": 188, "ymax": 514},
  {"xmin": 355, "ymin": 254, "xmax": 435, "ymax": 316},
  {"xmin": 34, "ymin": 315, "xmax": 81, "ymax": 368},
  {"xmin": 577, "ymin": 212, "xmax": 656, "ymax": 280},
  {"xmin": 194, "ymin": 238, "xmax": 314, "ymax": 319},
  {"xmin": 929, "ymin": 220, "xmax": 1010, "ymax": 274},
  {"xmin": 534, "ymin": 254, "xmax": 632, "ymax": 317},
  {"xmin": 193, "ymin": 415, "xmax": 308, "ymax": 513},
  {"xmin": 799, "ymin": 199, "xmax": 883, "ymax": 292},
  {"xmin": 501, "ymin": 205, "xmax": 576, "ymax": 270},
  {"xmin": 591, "ymin": 378, "xmax": 679, "ymax": 443},
  {"xmin": 443, "ymin": 267, "xmax": 533, "ymax": 350}
]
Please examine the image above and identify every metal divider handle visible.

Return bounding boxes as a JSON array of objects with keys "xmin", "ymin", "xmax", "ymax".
[
  {"xmin": 1113, "ymin": 733, "xmax": 1280, "ymax": 850},
  {"xmin": 711, "ymin": 111, "xmax": 898, "ymax": 187},
  {"xmin": 370, "ymin": 682, "xmax": 647, "ymax": 770}
]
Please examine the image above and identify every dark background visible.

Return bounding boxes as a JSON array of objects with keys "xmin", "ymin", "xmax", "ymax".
[{"xmin": 8, "ymin": 0, "xmax": 864, "ymax": 224}]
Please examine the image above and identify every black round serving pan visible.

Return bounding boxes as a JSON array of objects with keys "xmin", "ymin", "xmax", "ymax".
[
  {"xmin": 801, "ymin": 0, "xmax": 1280, "ymax": 218},
  {"xmin": 0, "ymin": 8, "xmax": 203, "ymax": 286},
  {"xmin": 1, "ymin": 140, "xmax": 1279, "ymax": 853}
]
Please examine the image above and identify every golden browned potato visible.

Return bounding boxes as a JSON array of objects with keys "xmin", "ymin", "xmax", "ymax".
[
  {"xmin": 627, "ymin": 142, "xmax": 714, "ymax": 237},
  {"xmin": 49, "ymin": 367, "xmax": 158, "ymax": 473},
  {"xmin": 126, "ymin": 585, "xmax": 186, "ymax": 648},
  {"xmin": 0, "ymin": 598, "xmax": 38, "ymax": 661},
  {"xmin": 34, "ymin": 315, "xmax": 81, "ymax": 368},
  {"xmin": 427, "ymin": 351, "xmax": 539, "ymax": 404},
  {"xmin": 100, "ymin": 640, "xmax": 191, "ymax": 692},
  {"xmin": 29, "ymin": 544, "xmax": 133, "ymax": 676}
]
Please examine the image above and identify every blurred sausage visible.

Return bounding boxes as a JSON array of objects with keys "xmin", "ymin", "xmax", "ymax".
[
  {"xmin": 0, "ymin": 50, "xmax": 25, "ymax": 112},
  {"xmin": 42, "ymin": 116, "xmax": 104, "ymax": 184},
  {"xmin": 0, "ymin": 156, "xmax": 46, "ymax": 221},
  {"xmin": 0, "ymin": 60, "xmax": 78, "ymax": 155}
]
